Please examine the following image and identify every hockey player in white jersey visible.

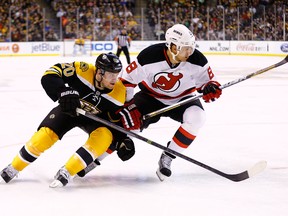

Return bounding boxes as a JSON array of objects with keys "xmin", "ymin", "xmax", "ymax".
[
  {"xmin": 76, "ymin": 23, "xmax": 222, "ymax": 181},
  {"xmin": 119, "ymin": 23, "xmax": 222, "ymax": 181}
]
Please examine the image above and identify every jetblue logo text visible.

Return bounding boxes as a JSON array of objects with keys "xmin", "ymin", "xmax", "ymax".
[{"xmin": 32, "ymin": 43, "xmax": 60, "ymax": 53}]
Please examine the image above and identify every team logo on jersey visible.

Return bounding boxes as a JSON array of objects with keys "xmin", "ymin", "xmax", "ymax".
[
  {"xmin": 80, "ymin": 62, "xmax": 89, "ymax": 72},
  {"xmin": 152, "ymin": 72, "xmax": 183, "ymax": 92},
  {"xmin": 80, "ymin": 100, "xmax": 101, "ymax": 115}
]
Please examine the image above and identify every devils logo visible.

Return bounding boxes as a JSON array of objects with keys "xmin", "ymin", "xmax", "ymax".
[{"xmin": 152, "ymin": 71, "xmax": 183, "ymax": 93}]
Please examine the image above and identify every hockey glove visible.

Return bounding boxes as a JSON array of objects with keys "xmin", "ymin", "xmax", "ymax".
[
  {"xmin": 58, "ymin": 87, "xmax": 81, "ymax": 117},
  {"xmin": 116, "ymin": 99, "xmax": 142, "ymax": 130},
  {"xmin": 116, "ymin": 137, "xmax": 135, "ymax": 161},
  {"xmin": 200, "ymin": 81, "xmax": 222, "ymax": 103}
]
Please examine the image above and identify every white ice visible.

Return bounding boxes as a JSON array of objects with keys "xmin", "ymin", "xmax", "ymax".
[{"xmin": 0, "ymin": 54, "xmax": 287, "ymax": 216}]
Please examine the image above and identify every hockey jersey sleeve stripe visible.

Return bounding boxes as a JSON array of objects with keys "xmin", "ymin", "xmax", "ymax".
[
  {"xmin": 139, "ymin": 82, "xmax": 196, "ymax": 100},
  {"xmin": 119, "ymin": 77, "xmax": 137, "ymax": 88},
  {"xmin": 43, "ymin": 66, "xmax": 62, "ymax": 77}
]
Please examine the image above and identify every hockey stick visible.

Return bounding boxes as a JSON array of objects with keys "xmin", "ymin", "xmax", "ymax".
[
  {"xmin": 76, "ymin": 108, "xmax": 267, "ymax": 182},
  {"xmin": 143, "ymin": 55, "xmax": 288, "ymax": 120}
]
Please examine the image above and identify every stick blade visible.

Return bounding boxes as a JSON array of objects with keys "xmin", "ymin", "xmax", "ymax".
[
  {"xmin": 227, "ymin": 160, "xmax": 267, "ymax": 182},
  {"xmin": 247, "ymin": 160, "xmax": 267, "ymax": 178}
]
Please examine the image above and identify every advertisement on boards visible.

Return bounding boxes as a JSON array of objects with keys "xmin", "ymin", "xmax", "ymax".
[{"xmin": 0, "ymin": 41, "xmax": 287, "ymax": 57}]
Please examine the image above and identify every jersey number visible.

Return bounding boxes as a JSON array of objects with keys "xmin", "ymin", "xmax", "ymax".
[
  {"xmin": 60, "ymin": 63, "xmax": 75, "ymax": 77},
  {"xmin": 126, "ymin": 61, "xmax": 137, "ymax": 74},
  {"xmin": 207, "ymin": 66, "xmax": 214, "ymax": 80}
]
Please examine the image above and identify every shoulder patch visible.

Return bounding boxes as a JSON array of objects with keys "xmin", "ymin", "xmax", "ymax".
[{"xmin": 80, "ymin": 62, "xmax": 89, "ymax": 72}]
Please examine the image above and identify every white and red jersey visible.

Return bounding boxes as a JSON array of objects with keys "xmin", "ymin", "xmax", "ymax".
[{"xmin": 120, "ymin": 43, "xmax": 216, "ymax": 105}]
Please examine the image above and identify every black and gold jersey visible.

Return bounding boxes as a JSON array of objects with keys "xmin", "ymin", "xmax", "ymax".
[
  {"xmin": 74, "ymin": 38, "xmax": 85, "ymax": 46},
  {"xmin": 41, "ymin": 61, "xmax": 126, "ymax": 119}
]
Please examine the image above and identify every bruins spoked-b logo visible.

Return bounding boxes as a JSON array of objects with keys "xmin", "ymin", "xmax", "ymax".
[
  {"xmin": 80, "ymin": 62, "xmax": 89, "ymax": 72},
  {"xmin": 152, "ymin": 71, "xmax": 183, "ymax": 93}
]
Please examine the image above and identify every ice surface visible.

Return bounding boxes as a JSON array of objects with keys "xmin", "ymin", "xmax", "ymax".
[{"xmin": 0, "ymin": 54, "xmax": 287, "ymax": 216}]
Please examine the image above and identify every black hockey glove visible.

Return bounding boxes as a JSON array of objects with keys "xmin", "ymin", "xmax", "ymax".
[
  {"xmin": 58, "ymin": 87, "xmax": 81, "ymax": 117},
  {"xmin": 116, "ymin": 137, "xmax": 135, "ymax": 161},
  {"xmin": 200, "ymin": 81, "xmax": 222, "ymax": 103}
]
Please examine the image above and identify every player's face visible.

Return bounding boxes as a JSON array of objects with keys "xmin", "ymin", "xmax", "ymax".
[
  {"xmin": 176, "ymin": 46, "xmax": 194, "ymax": 61},
  {"xmin": 101, "ymin": 71, "xmax": 119, "ymax": 89}
]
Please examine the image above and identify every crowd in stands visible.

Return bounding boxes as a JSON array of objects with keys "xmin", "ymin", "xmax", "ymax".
[
  {"xmin": 0, "ymin": 0, "xmax": 57, "ymax": 42},
  {"xmin": 146, "ymin": 0, "xmax": 288, "ymax": 41},
  {"xmin": 50, "ymin": 0, "xmax": 139, "ymax": 41},
  {"xmin": 1, "ymin": 0, "xmax": 288, "ymax": 42},
  {"xmin": 0, "ymin": 0, "xmax": 139, "ymax": 42}
]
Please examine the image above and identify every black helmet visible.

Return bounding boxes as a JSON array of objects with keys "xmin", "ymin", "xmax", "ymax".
[{"xmin": 95, "ymin": 52, "xmax": 122, "ymax": 73}]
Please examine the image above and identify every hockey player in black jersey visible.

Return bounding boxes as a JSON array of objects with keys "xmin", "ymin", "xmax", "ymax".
[{"xmin": 0, "ymin": 52, "xmax": 141, "ymax": 187}]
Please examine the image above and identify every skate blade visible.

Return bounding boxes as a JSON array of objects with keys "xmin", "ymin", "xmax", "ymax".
[
  {"xmin": 49, "ymin": 179, "xmax": 64, "ymax": 188},
  {"xmin": 156, "ymin": 169, "xmax": 166, "ymax": 182}
]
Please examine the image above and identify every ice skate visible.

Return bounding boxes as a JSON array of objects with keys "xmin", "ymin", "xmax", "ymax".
[
  {"xmin": 156, "ymin": 152, "xmax": 174, "ymax": 181},
  {"xmin": 0, "ymin": 164, "xmax": 19, "ymax": 183},
  {"xmin": 49, "ymin": 166, "xmax": 71, "ymax": 188}
]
